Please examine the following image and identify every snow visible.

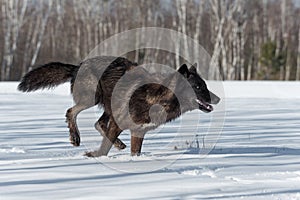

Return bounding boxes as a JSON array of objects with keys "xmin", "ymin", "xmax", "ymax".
[{"xmin": 1, "ymin": 81, "xmax": 300, "ymax": 199}]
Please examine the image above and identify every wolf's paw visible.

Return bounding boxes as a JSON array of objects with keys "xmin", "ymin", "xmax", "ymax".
[
  {"xmin": 131, "ymin": 152, "xmax": 141, "ymax": 156},
  {"xmin": 84, "ymin": 151, "xmax": 103, "ymax": 157},
  {"xmin": 114, "ymin": 139, "xmax": 127, "ymax": 150},
  {"xmin": 69, "ymin": 133, "xmax": 80, "ymax": 146}
]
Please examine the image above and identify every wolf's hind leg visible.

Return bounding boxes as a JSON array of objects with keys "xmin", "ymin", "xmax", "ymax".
[
  {"xmin": 95, "ymin": 112, "xmax": 126, "ymax": 150},
  {"xmin": 66, "ymin": 104, "xmax": 90, "ymax": 146}
]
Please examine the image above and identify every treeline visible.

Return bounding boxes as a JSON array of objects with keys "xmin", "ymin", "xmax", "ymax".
[{"xmin": 1, "ymin": 0, "xmax": 300, "ymax": 81}]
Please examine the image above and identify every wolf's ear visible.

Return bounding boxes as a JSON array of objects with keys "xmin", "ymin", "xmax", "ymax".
[
  {"xmin": 189, "ymin": 63, "xmax": 197, "ymax": 74},
  {"xmin": 178, "ymin": 64, "xmax": 190, "ymax": 78}
]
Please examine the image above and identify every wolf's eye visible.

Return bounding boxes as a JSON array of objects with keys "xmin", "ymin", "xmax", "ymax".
[{"xmin": 196, "ymin": 85, "xmax": 200, "ymax": 90}]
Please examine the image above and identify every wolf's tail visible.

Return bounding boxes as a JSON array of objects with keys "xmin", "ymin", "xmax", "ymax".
[{"xmin": 18, "ymin": 62, "xmax": 79, "ymax": 92}]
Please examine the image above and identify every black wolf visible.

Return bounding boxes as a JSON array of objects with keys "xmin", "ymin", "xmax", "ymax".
[{"xmin": 18, "ymin": 56, "xmax": 220, "ymax": 157}]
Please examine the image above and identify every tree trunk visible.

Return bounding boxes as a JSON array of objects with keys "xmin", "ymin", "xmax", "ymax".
[
  {"xmin": 1, "ymin": 0, "xmax": 27, "ymax": 80},
  {"xmin": 284, "ymin": 47, "xmax": 291, "ymax": 81},
  {"xmin": 73, "ymin": 3, "xmax": 81, "ymax": 58},
  {"xmin": 175, "ymin": 0, "xmax": 189, "ymax": 64},
  {"xmin": 240, "ymin": 22, "xmax": 247, "ymax": 81},
  {"xmin": 247, "ymin": 55, "xmax": 253, "ymax": 80},
  {"xmin": 22, "ymin": 17, "xmax": 35, "ymax": 76},
  {"xmin": 30, "ymin": 0, "xmax": 53, "ymax": 66},
  {"xmin": 296, "ymin": 27, "xmax": 300, "ymax": 81},
  {"xmin": 232, "ymin": 24, "xmax": 238, "ymax": 80},
  {"xmin": 172, "ymin": 4, "xmax": 180, "ymax": 68},
  {"xmin": 193, "ymin": 1, "xmax": 203, "ymax": 64},
  {"xmin": 1, "ymin": 1, "xmax": 11, "ymax": 80},
  {"xmin": 253, "ymin": 13, "xmax": 261, "ymax": 80},
  {"xmin": 263, "ymin": 0, "xmax": 268, "ymax": 43}
]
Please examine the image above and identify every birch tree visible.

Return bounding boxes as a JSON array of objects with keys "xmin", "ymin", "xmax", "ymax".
[
  {"xmin": 296, "ymin": 27, "xmax": 300, "ymax": 81},
  {"xmin": 209, "ymin": 0, "xmax": 225, "ymax": 80},
  {"xmin": 1, "ymin": 0, "xmax": 27, "ymax": 80},
  {"xmin": 0, "ymin": 0, "xmax": 299, "ymax": 81},
  {"xmin": 30, "ymin": 0, "xmax": 53, "ymax": 67}
]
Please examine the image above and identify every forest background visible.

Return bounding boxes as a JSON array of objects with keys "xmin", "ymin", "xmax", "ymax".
[{"xmin": 1, "ymin": 0, "xmax": 300, "ymax": 81}]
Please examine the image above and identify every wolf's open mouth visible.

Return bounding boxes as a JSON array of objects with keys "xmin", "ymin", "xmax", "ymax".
[{"xmin": 195, "ymin": 99, "xmax": 213, "ymax": 113}]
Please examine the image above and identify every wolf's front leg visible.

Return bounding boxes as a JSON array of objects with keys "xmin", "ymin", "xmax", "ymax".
[
  {"xmin": 95, "ymin": 112, "xmax": 126, "ymax": 150},
  {"xmin": 85, "ymin": 119, "xmax": 122, "ymax": 157},
  {"xmin": 130, "ymin": 131, "xmax": 145, "ymax": 156}
]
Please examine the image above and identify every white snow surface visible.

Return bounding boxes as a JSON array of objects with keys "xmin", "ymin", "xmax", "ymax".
[{"xmin": 1, "ymin": 81, "xmax": 300, "ymax": 199}]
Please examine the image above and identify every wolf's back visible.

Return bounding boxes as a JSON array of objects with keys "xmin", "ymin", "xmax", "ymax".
[{"xmin": 18, "ymin": 62, "xmax": 79, "ymax": 92}]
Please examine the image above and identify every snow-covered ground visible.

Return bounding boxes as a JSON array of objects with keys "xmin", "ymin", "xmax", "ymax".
[{"xmin": 1, "ymin": 81, "xmax": 300, "ymax": 200}]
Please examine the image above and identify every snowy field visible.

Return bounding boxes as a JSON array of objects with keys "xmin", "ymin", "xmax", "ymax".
[{"xmin": 1, "ymin": 81, "xmax": 300, "ymax": 200}]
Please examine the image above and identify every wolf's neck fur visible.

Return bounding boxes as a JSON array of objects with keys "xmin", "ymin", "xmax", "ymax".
[{"xmin": 151, "ymin": 83, "xmax": 192, "ymax": 124}]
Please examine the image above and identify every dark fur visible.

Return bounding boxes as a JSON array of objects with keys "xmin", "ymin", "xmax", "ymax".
[
  {"xmin": 18, "ymin": 62, "xmax": 79, "ymax": 92},
  {"xmin": 18, "ymin": 56, "xmax": 220, "ymax": 157}
]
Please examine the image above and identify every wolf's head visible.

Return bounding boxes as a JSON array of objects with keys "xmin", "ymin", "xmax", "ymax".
[{"xmin": 177, "ymin": 64, "xmax": 220, "ymax": 113}]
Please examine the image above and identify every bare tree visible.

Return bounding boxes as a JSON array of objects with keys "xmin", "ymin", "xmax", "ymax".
[
  {"xmin": 30, "ymin": 0, "xmax": 53, "ymax": 67},
  {"xmin": 296, "ymin": 27, "xmax": 300, "ymax": 81},
  {"xmin": 176, "ymin": 0, "xmax": 188, "ymax": 60},
  {"xmin": 0, "ymin": 0, "xmax": 299, "ymax": 81},
  {"xmin": 1, "ymin": 0, "xmax": 27, "ymax": 80}
]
